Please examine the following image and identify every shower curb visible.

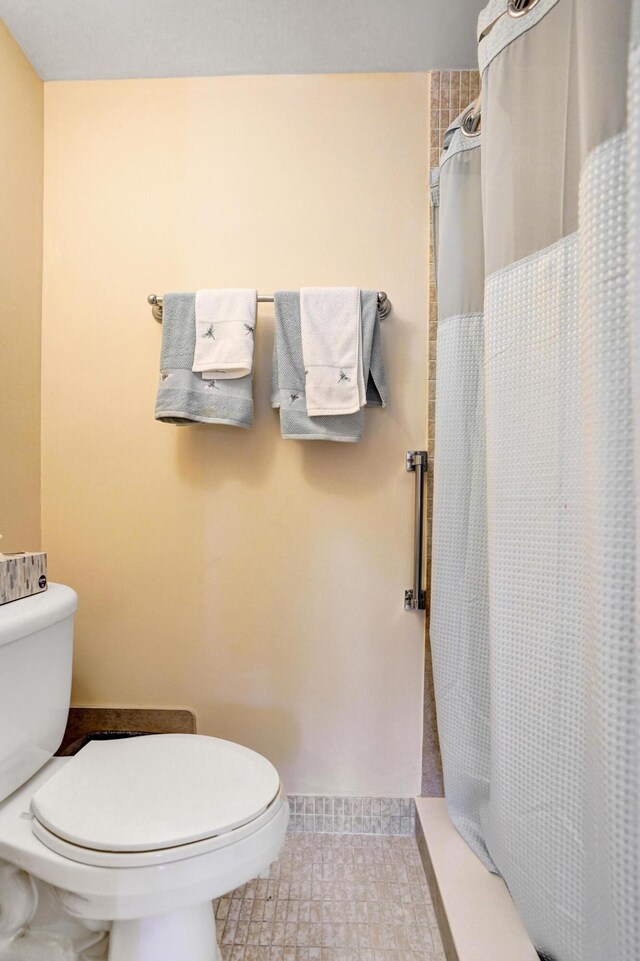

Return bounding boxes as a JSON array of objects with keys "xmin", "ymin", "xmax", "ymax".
[{"xmin": 415, "ymin": 797, "xmax": 538, "ymax": 961}]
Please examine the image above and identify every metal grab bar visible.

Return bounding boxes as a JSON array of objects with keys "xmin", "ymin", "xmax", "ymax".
[{"xmin": 404, "ymin": 450, "xmax": 428, "ymax": 611}]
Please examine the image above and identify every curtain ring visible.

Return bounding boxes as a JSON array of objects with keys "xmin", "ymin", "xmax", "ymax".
[
  {"xmin": 459, "ymin": 101, "xmax": 481, "ymax": 139},
  {"xmin": 507, "ymin": 0, "xmax": 541, "ymax": 17}
]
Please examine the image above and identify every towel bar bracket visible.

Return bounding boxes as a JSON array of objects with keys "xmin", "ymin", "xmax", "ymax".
[{"xmin": 404, "ymin": 450, "xmax": 428, "ymax": 612}]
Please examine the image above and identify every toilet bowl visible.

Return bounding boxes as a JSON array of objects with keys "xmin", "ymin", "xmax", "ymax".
[{"xmin": 0, "ymin": 585, "xmax": 289, "ymax": 960}]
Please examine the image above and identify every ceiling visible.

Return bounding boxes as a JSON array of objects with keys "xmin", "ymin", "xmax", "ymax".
[{"xmin": 0, "ymin": 0, "xmax": 484, "ymax": 82}]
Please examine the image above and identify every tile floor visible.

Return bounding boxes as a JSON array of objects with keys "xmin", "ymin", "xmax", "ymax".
[{"xmin": 213, "ymin": 833, "xmax": 445, "ymax": 961}]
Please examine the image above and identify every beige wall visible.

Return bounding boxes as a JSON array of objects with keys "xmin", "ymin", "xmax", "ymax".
[
  {"xmin": 42, "ymin": 73, "xmax": 430, "ymax": 796},
  {"xmin": 0, "ymin": 21, "xmax": 43, "ymax": 552}
]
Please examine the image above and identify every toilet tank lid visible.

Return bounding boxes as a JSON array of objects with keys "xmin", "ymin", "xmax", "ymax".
[{"xmin": 0, "ymin": 583, "xmax": 77, "ymax": 649}]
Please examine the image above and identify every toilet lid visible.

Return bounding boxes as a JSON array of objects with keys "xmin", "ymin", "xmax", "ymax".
[{"xmin": 30, "ymin": 734, "xmax": 281, "ymax": 853}]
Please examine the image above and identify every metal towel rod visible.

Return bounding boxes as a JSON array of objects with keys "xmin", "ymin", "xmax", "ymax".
[
  {"xmin": 148, "ymin": 292, "xmax": 392, "ymax": 323},
  {"xmin": 404, "ymin": 450, "xmax": 428, "ymax": 612}
]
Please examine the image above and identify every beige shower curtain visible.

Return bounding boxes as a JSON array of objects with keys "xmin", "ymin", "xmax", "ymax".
[{"xmin": 430, "ymin": 2, "xmax": 639, "ymax": 959}]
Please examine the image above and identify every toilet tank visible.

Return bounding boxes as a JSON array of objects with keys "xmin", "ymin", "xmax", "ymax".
[{"xmin": 0, "ymin": 583, "xmax": 77, "ymax": 802}]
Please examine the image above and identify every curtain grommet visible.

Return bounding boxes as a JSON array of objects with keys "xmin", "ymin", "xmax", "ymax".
[
  {"xmin": 507, "ymin": 0, "xmax": 541, "ymax": 18},
  {"xmin": 460, "ymin": 101, "xmax": 482, "ymax": 139}
]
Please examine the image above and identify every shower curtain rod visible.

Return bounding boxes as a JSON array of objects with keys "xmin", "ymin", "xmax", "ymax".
[{"xmin": 147, "ymin": 291, "xmax": 392, "ymax": 322}]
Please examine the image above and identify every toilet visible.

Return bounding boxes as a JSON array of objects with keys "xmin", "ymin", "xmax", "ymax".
[{"xmin": 0, "ymin": 583, "xmax": 289, "ymax": 960}]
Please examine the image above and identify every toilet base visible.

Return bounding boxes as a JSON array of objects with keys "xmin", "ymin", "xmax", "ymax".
[{"xmin": 108, "ymin": 901, "xmax": 221, "ymax": 961}]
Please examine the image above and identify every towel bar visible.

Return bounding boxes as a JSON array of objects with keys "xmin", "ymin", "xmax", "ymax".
[{"xmin": 147, "ymin": 292, "xmax": 392, "ymax": 323}]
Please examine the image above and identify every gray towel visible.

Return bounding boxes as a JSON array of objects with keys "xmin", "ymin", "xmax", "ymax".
[
  {"xmin": 155, "ymin": 292, "xmax": 253, "ymax": 428},
  {"xmin": 270, "ymin": 290, "xmax": 386, "ymax": 442},
  {"xmin": 363, "ymin": 295, "xmax": 387, "ymax": 409}
]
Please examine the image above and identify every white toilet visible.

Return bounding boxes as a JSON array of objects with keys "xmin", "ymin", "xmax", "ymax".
[{"xmin": 0, "ymin": 583, "xmax": 289, "ymax": 960}]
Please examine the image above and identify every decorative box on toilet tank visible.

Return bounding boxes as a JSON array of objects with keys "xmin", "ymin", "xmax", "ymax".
[{"xmin": 0, "ymin": 552, "xmax": 47, "ymax": 605}]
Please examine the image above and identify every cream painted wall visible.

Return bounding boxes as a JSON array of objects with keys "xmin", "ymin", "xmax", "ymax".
[
  {"xmin": 42, "ymin": 73, "xmax": 429, "ymax": 796},
  {"xmin": 0, "ymin": 21, "xmax": 43, "ymax": 552}
]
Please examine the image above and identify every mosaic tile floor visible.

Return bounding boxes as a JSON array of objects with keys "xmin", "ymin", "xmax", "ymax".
[{"xmin": 214, "ymin": 833, "xmax": 445, "ymax": 961}]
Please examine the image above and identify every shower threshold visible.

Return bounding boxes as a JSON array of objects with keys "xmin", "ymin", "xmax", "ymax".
[{"xmin": 415, "ymin": 798, "xmax": 537, "ymax": 961}]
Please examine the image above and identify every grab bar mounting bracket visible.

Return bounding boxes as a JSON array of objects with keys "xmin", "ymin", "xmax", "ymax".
[{"xmin": 406, "ymin": 450, "xmax": 428, "ymax": 473}]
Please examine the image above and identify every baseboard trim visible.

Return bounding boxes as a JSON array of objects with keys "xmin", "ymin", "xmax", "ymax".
[{"xmin": 287, "ymin": 795, "xmax": 416, "ymax": 835}]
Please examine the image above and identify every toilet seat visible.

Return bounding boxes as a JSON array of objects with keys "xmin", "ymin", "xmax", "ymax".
[
  {"xmin": 29, "ymin": 734, "xmax": 281, "ymax": 867},
  {"xmin": 31, "ymin": 784, "xmax": 286, "ymax": 868}
]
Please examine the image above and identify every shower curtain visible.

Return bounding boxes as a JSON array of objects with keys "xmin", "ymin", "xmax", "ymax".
[{"xmin": 430, "ymin": 2, "xmax": 639, "ymax": 960}]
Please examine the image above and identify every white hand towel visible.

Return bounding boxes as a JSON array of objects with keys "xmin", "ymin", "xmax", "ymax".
[
  {"xmin": 193, "ymin": 288, "xmax": 257, "ymax": 379},
  {"xmin": 299, "ymin": 287, "xmax": 365, "ymax": 416}
]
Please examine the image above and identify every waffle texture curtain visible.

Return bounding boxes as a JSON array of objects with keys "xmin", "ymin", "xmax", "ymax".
[
  {"xmin": 430, "ymin": 2, "xmax": 639, "ymax": 959},
  {"xmin": 430, "ymin": 117, "xmax": 491, "ymax": 861}
]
